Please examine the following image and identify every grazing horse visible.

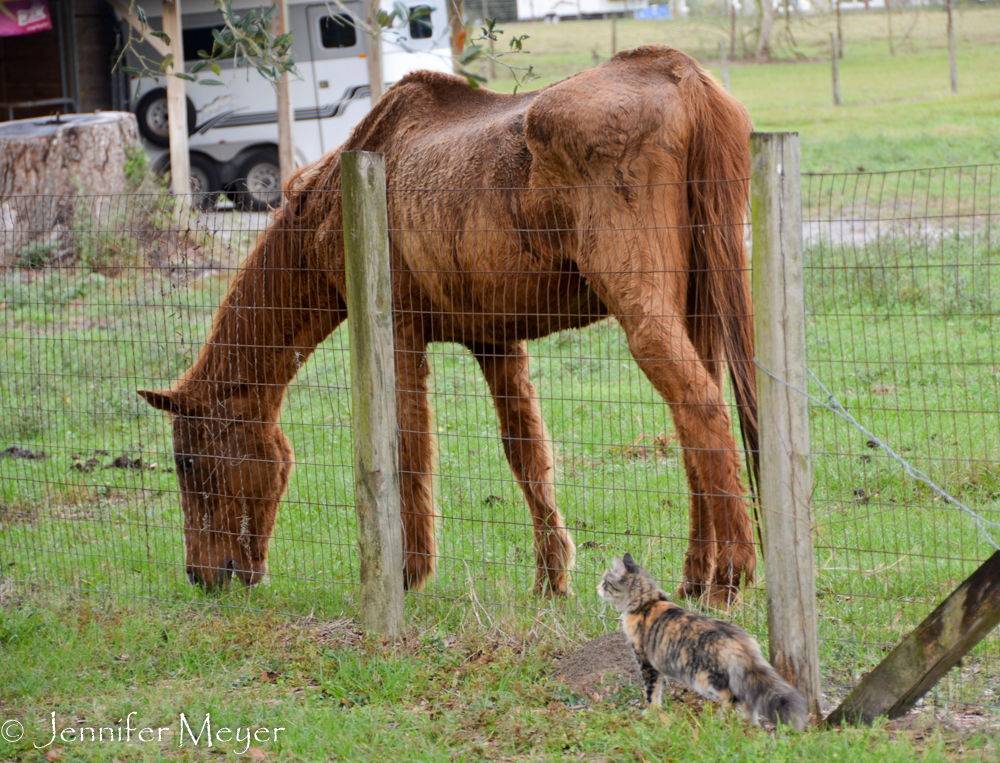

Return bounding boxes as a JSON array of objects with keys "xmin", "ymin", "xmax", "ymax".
[{"xmin": 138, "ymin": 45, "xmax": 759, "ymax": 605}]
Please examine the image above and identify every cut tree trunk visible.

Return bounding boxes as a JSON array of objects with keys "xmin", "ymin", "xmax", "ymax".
[{"xmin": 0, "ymin": 111, "xmax": 140, "ymax": 268}]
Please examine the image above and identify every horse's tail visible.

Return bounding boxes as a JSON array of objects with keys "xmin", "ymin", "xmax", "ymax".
[{"xmin": 681, "ymin": 67, "xmax": 760, "ymax": 514}]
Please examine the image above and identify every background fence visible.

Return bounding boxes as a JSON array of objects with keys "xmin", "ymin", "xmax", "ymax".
[{"xmin": 1, "ymin": 158, "xmax": 998, "ymax": 717}]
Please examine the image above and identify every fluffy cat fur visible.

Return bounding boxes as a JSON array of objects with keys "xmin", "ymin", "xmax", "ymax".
[{"xmin": 598, "ymin": 553, "xmax": 807, "ymax": 731}]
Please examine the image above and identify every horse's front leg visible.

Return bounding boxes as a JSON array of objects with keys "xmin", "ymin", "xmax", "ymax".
[
  {"xmin": 394, "ymin": 321, "xmax": 438, "ymax": 590},
  {"xmin": 474, "ymin": 341, "xmax": 575, "ymax": 596}
]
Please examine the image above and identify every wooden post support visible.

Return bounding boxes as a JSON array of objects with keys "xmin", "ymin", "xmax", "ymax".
[
  {"xmin": 719, "ymin": 41, "xmax": 729, "ymax": 92},
  {"xmin": 161, "ymin": 0, "xmax": 189, "ymax": 197},
  {"xmin": 108, "ymin": 0, "xmax": 169, "ymax": 56},
  {"xmin": 341, "ymin": 151, "xmax": 404, "ymax": 639},
  {"xmin": 835, "ymin": 0, "xmax": 843, "ymax": 58},
  {"xmin": 827, "ymin": 550, "xmax": 1000, "ymax": 726},
  {"xmin": 946, "ymin": 0, "xmax": 958, "ymax": 94},
  {"xmin": 751, "ymin": 132, "xmax": 822, "ymax": 719},
  {"xmin": 273, "ymin": 0, "xmax": 295, "ymax": 185},
  {"xmin": 447, "ymin": 0, "xmax": 465, "ymax": 69},
  {"xmin": 365, "ymin": 0, "xmax": 384, "ymax": 105},
  {"xmin": 729, "ymin": 2, "xmax": 737, "ymax": 59},
  {"xmin": 831, "ymin": 33, "xmax": 841, "ymax": 107}
]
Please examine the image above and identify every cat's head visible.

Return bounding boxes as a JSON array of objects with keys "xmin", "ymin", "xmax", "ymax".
[{"xmin": 596, "ymin": 553, "xmax": 661, "ymax": 612}]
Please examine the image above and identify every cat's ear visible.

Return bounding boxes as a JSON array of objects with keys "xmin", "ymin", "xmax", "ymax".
[
  {"xmin": 622, "ymin": 553, "xmax": 638, "ymax": 571},
  {"xmin": 611, "ymin": 556, "xmax": 625, "ymax": 575}
]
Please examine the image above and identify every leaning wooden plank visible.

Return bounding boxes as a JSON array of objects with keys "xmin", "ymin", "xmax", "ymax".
[
  {"xmin": 826, "ymin": 549, "xmax": 1000, "ymax": 726},
  {"xmin": 107, "ymin": 0, "xmax": 171, "ymax": 57}
]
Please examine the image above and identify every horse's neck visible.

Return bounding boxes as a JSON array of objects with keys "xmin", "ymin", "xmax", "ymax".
[{"xmin": 179, "ymin": 224, "xmax": 332, "ymax": 419}]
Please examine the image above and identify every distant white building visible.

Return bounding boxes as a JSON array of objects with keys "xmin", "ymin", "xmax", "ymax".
[{"xmin": 516, "ymin": 0, "xmax": 651, "ymax": 21}]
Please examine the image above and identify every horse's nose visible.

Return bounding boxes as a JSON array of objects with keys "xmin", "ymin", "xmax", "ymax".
[{"xmin": 186, "ymin": 563, "xmax": 234, "ymax": 589}]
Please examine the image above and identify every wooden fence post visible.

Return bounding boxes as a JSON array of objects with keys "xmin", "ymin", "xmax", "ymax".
[
  {"xmin": 719, "ymin": 41, "xmax": 730, "ymax": 93},
  {"xmin": 831, "ymin": 33, "xmax": 841, "ymax": 107},
  {"xmin": 946, "ymin": 0, "xmax": 958, "ymax": 94},
  {"xmin": 341, "ymin": 151, "xmax": 404, "ymax": 639},
  {"xmin": 750, "ymin": 132, "xmax": 822, "ymax": 719}
]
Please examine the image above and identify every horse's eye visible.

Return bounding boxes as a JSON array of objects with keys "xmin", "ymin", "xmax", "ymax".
[{"xmin": 174, "ymin": 453, "xmax": 196, "ymax": 475}]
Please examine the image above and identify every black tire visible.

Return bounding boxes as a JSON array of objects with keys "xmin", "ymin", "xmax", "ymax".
[
  {"xmin": 159, "ymin": 153, "xmax": 222, "ymax": 210},
  {"xmin": 233, "ymin": 148, "xmax": 282, "ymax": 211},
  {"xmin": 135, "ymin": 88, "xmax": 197, "ymax": 148},
  {"xmin": 188, "ymin": 153, "xmax": 222, "ymax": 210}
]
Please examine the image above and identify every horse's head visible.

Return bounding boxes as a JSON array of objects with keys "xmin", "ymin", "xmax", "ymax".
[{"xmin": 137, "ymin": 389, "xmax": 292, "ymax": 590}]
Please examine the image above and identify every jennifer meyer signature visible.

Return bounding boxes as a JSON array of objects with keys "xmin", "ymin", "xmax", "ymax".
[{"xmin": 2, "ymin": 713, "xmax": 285, "ymax": 754}]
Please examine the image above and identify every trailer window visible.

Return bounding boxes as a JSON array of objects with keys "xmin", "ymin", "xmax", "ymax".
[
  {"xmin": 409, "ymin": 5, "xmax": 432, "ymax": 39},
  {"xmin": 183, "ymin": 24, "xmax": 233, "ymax": 62},
  {"xmin": 319, "ymin": 14, "xmax": 357, "ymax": 48}
]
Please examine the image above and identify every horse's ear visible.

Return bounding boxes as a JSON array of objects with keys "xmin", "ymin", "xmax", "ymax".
[
  {"xmin": 622, "ymin": 553, "xmax": 638, "ymax": 570},
  {"xmin": 137, "ymin": 389, "xmax": 185, "ymax": 415}
]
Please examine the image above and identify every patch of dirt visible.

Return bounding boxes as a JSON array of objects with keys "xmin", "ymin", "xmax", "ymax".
[
  {"xmin": 607, "ymin": 432, "xmax": 676, "ymax": 461},
  {"xmin": 303, "ymin": 618, "xmax": 364, "ymax": 649},
  {"xmin": 1, "ymin": 446, "xmax": 47, "ymax": 460},
  {"xmin": 552, "ymin": 631, "xmax": 641, "ymax": 701}
]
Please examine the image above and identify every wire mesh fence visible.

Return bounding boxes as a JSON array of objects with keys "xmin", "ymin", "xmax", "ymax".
[
  {"xmin": 803, "ymin": 164, "xmax": 1000, "ymax": 714},
  {"xmin": 1, "ymin": 162, "xmax": 999, "ymax": 717}
]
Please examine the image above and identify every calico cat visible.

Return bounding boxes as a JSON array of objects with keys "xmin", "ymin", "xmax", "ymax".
[{"xmin": 597, "ymin": 553, "xmax": 807, "ymax": 731}]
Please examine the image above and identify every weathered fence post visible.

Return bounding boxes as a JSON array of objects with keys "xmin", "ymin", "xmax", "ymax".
[
  {"xmin": 719, "ymin": 41, "xmax": 730, "ymax": 93},
  {"xmin": 946, "ymin": 0, "xmax": 958, "ymax": 94},
  {"xmin": 341, "ymin": 150, "xmax": 405, "ymax": 639},
  {"xmin": 831, "ymin": 33, "xmax": 841, "ymax": 107},
  {"xmin": 750, "ymin": 132, "xmax": 822, "ymax": 719}
]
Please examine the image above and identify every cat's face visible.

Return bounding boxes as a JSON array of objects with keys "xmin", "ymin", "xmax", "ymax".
[{"xmin": 597, "ymin": 554, "xmax": 658, "ymax": 612}]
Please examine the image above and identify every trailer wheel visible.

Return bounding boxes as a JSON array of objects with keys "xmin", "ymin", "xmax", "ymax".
[
  {"xmin": 158, "ymin": 153, "xmax": 222, "ymax": 210},
  {"xmin": 135, "ymin": 88, "xmax": 197, "ymax": 148},
  {"xmin": 233, "ymin": 148, "xmax": 282, "ymax": 211}
]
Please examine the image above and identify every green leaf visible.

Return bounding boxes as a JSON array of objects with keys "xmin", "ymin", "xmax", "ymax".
[
  {"xmin": 199, "ymin": 79, "xmax": 225, "ymax": 86},
  {"xmin": 211, "ymin": 62, "xmax": 221, "ymax": 75},
  {"xmin": 137, "ymin": 6, "xmax": 148, "ymax": 27},
  {"xmin": 173, "ymin": 72, "xmax": 197, "ymax": 81},
  {"xmin": 158, "ymin": 53, "xmax": 174, "ymax": 71},
  {"xmin": 151, "ymin": 30, "xmax": 171, "ymax": 43},
  {"xmin": 121, "ymin": 66, "xmax": 141, "ymax": 75},
  {"xmin": 191, "ymin": 60, "xmax": 209, "ymax": 72}
]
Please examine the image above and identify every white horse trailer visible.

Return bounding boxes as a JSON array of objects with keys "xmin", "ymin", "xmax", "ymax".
[
  {"xmin": 515, "ymin": 0, "xmax": 649, "ymax": 21},
  {"xmin": 121, "ymin": 0, "xmax": 453, "ymax": 208}
]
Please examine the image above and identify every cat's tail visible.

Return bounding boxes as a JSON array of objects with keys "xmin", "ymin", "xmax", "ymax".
[{"xmin": 729, "ymin": 647, "xmax": 808, "ymax": 731}]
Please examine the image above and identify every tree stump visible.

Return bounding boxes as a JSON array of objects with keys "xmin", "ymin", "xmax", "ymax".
[{"xmin": 0, "ymin": 112, "xmax": 140, "ymax": 268}]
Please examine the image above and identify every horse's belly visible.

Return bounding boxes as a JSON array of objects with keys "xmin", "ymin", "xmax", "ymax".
[{"xmin": 414, "ymin": 266, "xmax": 607, "ymax": 346}]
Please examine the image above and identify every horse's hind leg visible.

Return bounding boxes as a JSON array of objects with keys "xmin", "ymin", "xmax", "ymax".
[
  {"xmin": 474, "ymin": 341, "xmax": 575, "ymax": 596},
  {"xmin": 618, "ymin": 315, "xmax": 753, "ymax": 606},
  {"xmin": 675, "ymin": 447, "xmax": 717, "ymax": 600},
  {"xmin": 395, "ymin": 322, "xmax": 437, "ymax": 590},
  {"xmin": 687, "ymin": 319, "xmax": 756, "ymax": 598}
]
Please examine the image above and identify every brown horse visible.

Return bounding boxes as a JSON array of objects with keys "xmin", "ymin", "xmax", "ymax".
[{"xmin": 138, "ymin": 45, "xmax": 758, "ymax": 605}]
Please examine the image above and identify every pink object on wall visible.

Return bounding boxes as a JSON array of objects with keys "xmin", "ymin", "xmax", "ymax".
[{"xmin": 0, "ymin": 0, "xmax": 54, "ymax": 36}]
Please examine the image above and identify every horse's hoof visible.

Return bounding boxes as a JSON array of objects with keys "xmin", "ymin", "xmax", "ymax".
[
  {"xmin": 700, "ymin": 584, "xmax": 740, "ymax": 610},
  {"xmin": 674, "ymin": 580, "xmax": 703, "ymax": 600}
]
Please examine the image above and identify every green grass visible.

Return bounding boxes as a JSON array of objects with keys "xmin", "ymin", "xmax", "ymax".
[
  {"xmin": 0, "ymin": 596, "xmax": 995, "ymax": 761},
  {"xmin": 2, "ymin": 217, "xmax": 1000, "ymax": 725},
  {"xmin": 482, "ymin": 7, "xmax": 1000, "ymax": 172}
]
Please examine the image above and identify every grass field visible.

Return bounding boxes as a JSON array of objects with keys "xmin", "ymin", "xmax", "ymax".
[
  {"xmin": 2, "ymin": 15, "xmax": 1000, "ymax": 760},
  {"xmin": 482, "ymin": 6, "xmax": 1000, "ymax": 172}
]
